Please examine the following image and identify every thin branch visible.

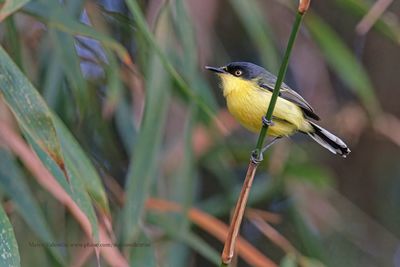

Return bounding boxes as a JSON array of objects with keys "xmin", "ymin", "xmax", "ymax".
[
  {"xmin": 247, "ymin": 212, "xmax": 298, "ymax": 255},
  {"xmin": 246, "ymin": 209, "xmax": 282, "ymax": 224},
  {"xmin": 220, "ymin": 1, "xmax": 310, "ymax": 265},
  {"xmin": 356, "ymin": 0, "xmax": 393, "ymax": 36},
  {"xmin": 221, "ymin": 161, "xmax": 259, "ymax": 263}
]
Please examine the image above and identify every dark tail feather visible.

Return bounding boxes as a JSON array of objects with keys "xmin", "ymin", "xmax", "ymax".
[{"xmin": 307, "ymin": 121, "xmax": 351, "ymax": 158}]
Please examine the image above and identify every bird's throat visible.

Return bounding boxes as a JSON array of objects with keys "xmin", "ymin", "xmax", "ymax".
[{"xmin": 219, "ymin": 74, "xmax": 256, "ymax": 97}]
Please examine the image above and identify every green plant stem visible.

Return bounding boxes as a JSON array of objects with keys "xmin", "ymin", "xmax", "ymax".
[
  {"xmin": 220, "ymin": 10, "xmax": 307, "ymax": 266},
  {"xmin": 255, "ymin": 11, "xmax": 304, "ymax": 156}
]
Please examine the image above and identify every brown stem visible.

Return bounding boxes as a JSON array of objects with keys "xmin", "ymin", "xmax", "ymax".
[
  {"xmin": 246, "ymin": 209, "xmax": 282, "ymax": 224},
  {"xmin": 221, "ymin": 160, "xmax": 259, "ymax": 264},
  {"xmin": 298, "ymin": 0, "xmax": 311, "ymax": 14}
]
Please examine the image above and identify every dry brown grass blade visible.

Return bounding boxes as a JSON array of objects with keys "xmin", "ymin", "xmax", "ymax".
[
  {"xmin": 69, "ymin": 225, "xmax": 122, "ymax": 267},
  {"xmin": 0, "ymin": 121, "xmax": 128, "ymax": 267},
  {"xmin": 356, "ymin": 0, "xmax": 393, "ymax": 35},
  {"xmin": 247, "ymin": 212, "xmax": 298, "ymax": 255},
  {"xmin": 246, "ymin": 209, "xmax": 282, "ymax": 224},
  {"xmin": 146, "ymin": 198, "xmax": 277, "ymax": 267},
  {"xmin": 98, "ymin": 225, "xmax": 127, "ymax": 266}
]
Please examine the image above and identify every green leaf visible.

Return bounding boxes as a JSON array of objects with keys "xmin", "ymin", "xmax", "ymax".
[
  {"xmin": 0, "ymin": 44, "xmax": 101, "ymax": 235},
  {"xmin": 53, "ymin": 115, "xmax": 110, "ymax": 215},
  {"xmin": 284, "ymin": 161, "xmax": 334, "ymax": 188},
  {"xmin": 0, "ymin": 204, "xmax": 20, "ymax": 267},
  {"xmin": 23, "ymin": 1, "xmax": 131, "ymax": 65},
  {"xmin": 0, "ymin": 149, "xmax": 65, "ymax": 264},
  {"xmin": 122, "ymin": 53, "xmax": 171, "ymax": 242},
  {"xmin": 121, "ymin": 1, "xmax": 176, "ymax": 246},
  {"xmin": 230, "ymin": 0, "xmax": 279, "ymax": 72},
  {"xmin": 45, "ymin": 0, "xmax": 93, "ymax": 116},
  {"xmin": 305, "ymin": 13, "xmax": 380, "ymax": 114},
  {"xmin": 4, "ymin": 16, "xmax": 23, "ymax": 69},
  {"xmin": 299, "ymin": 256, "xmax": 326, "ymax": 267},
  {"xmin": 41, "ymin": 45, "xmax": 64, "ymax": 108},
  {"xmin": 148, "ymin": 213, "xmax": 220, "ymax": 266},
  {"xmin": 129, "ymin": 231, "xmax": 157, "ymax": 267},
  {"xmin": 49, "ymin": 29, "xmax": 90, "ymax": 116},
  {"xmin": 104, "ymin": 50, "xmax": 124, "ymax": 116},
  {"xmin": 200, "ymin": 177, "xmax": 274, "ymax": 216},
  {"xmin": 115, "ymin": 98, "xmax": 137, "ymax": 154},
  {"xmin": 63, "ymin": 151, "xmax": 99, "ymax": 241},
  {"xmin": 27, "ymin": 134, "xmax": 99, "ymax": 241},
  {"xmin": 125, "ymin": 0, "xmax": 215, "ymax": 120},
  {"xmin": 280, "ymin": 254, "xmax": 297, "ymax": 267},
  {"xmin": 289, "ymin": 207, "xmax": 326, "ymax": 262},
  {"xmin": 180, "ymin": 231, "xmax": 220, "ymax": 265},
  {"xmin": 166, "ymin": 242, "xmax": 190, "ymax": 267},
  {"xmin": 169, "ymin": 0, "xmax": 199, "ymax": 211},
  {"xmin": 0, "ymin": 0, "xmax": 29, "ymax": 21},
  {"xmin": 0, "ymin": 45, "xmax": 68, "ymax": 181},
  {"xmin": 171, "ymin": 0, "xmax": 218, "ymax": 110}
]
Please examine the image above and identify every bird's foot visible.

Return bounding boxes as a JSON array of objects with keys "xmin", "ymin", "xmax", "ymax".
[
  {"xmin": 262, "ymin": 116, "xmax": 274, "ymax": 127},
  {"xmin": 251, "ymin": 149, "xmax": 263, "ymax": 164},
  {"xmin": 261, "ymin": 137, "xmax": 281, "ymax": 153}
]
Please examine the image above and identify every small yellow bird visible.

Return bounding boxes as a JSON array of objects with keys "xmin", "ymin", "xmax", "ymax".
[{"xmin": 206, "ymin": 62, "xmax": 350, "ymax": 158}]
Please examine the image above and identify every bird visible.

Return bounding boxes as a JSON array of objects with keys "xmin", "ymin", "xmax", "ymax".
[{"xmin": 205, "ymin": 61, "xmax": 350, "ymax": 158}]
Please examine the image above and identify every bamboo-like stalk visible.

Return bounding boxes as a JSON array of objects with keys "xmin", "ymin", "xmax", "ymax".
[
  {"xmin": 221, "ymin": 161, "xmax": 260, "ymax": 265},
  {"xmin": 220, "ymin": 1, "xmax": 311, "ymax": 266},
  {"xmin": 254, "ymin": 11, "xmax": 305, "ymax": 155}
]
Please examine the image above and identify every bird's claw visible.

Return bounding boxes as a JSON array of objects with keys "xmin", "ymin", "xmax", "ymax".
[
  {"xmin": 262, "ymin": 116, "xmax": 274, "ymax": 127},
  {"xmin": 251, "ymin": 150, "xmax": 263, "ymax": 164}
]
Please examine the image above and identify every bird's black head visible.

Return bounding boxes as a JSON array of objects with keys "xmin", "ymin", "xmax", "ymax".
[{"xmin": 205, "ymin": 62, "xmax": 267, "ymax": 80}]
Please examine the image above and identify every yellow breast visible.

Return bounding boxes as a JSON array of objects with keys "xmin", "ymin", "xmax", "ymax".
[{"xmin": 219, "ymin": 74, "xmax": 309, "ymax": 136}]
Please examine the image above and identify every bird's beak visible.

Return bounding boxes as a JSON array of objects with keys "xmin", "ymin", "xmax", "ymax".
[{"xmin": 205, "ymin": 66, "xmax": 226, "ymax": 74}]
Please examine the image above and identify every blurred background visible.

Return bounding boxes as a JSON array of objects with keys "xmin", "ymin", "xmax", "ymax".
[{"xmin": 0, "ymin": 0, "xmax": 399, "ymax": 266}]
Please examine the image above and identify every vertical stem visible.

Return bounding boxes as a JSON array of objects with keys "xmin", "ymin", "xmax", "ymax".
[
  {"xmin": 220, "ymin": 6, "xmax": 309, "ymax": 266},
  {"xmin": 255, "ymin": 11, "xmax": 304, "ymax": 155},
  {"xmin": 221, "ymin": 161, "xmax": 259, "ymax": 264}
]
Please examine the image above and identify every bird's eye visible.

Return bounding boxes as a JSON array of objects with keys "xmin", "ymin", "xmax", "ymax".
[{"xmin": 234, "ymin": 70, "xmax": 243, "ymax": 76}]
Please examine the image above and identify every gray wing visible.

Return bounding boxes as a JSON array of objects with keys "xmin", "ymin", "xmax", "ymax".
[{"xmin": 258, "ymin": 76, "xmax": 320, "ymax": 120}]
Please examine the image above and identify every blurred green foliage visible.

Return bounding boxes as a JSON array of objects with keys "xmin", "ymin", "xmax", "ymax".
[{"xmin": 0, "ymin": 0, "xmax": 399, "ymax": 266}]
